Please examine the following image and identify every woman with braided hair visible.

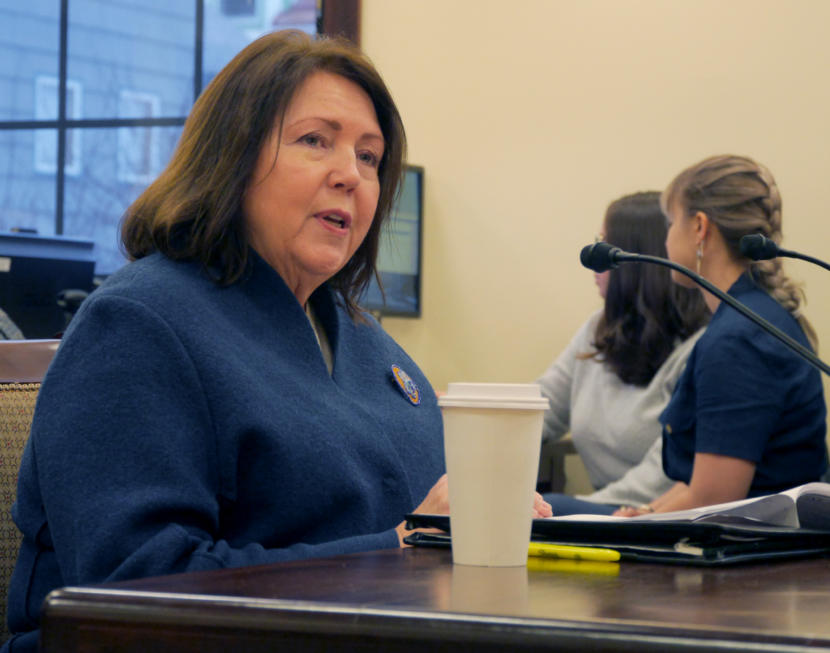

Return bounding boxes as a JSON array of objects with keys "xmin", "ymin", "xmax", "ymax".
[{"xmin": 616, "ymin": 154, "xmax": 827, "ymax": 516}]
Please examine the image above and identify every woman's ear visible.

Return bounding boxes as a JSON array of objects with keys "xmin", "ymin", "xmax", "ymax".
[{"xmin": 693, "ymin": 211, "xmax": 710, "ymax": 244}]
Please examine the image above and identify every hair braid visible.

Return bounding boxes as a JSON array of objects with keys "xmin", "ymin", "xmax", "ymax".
[
  {"xmin": 748, "ymin": 164, "xmax": 817, "ymax": 348},
  {"xmin": 663, "ymin": 155, "xmax": 818, "ymax": 351}
]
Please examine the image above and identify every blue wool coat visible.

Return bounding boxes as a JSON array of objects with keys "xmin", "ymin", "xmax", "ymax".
[{"xmin": 4, "ymin": 252, "xmax": 445, "ymax": 651}]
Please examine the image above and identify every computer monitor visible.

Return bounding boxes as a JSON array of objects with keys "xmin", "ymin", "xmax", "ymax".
[
  {"xmin": 360, "ymin": 165, "xmax": 424, "ymax": 317},
  {"xmin": 0, "ymin": 232, "xmax": 96, "ymax": 338}
]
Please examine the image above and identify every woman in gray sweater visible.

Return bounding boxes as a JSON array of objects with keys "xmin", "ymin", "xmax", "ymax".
[{"xmin": 539, "ymin": 192, "xmax": 709, "ymax": 514}]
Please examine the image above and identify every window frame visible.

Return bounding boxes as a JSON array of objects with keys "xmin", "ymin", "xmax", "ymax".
[
  {"xmin": 116, "ymin": 90, "xmax": 162, "ymax": 185},
  {"xmin": 33, "ymin": 75, "xmax": 82, "ymax": 177},
  {"xmin": 0, "ymin": 0, "xmax": 360, "ymax": 237}
]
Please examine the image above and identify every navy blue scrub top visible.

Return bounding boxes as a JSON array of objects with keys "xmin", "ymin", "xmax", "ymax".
[{"xmin": 660, "ymin": 274, "xmax": 827, "ymax": 496}]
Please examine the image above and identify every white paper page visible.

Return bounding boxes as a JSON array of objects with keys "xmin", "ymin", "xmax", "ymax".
[
  {"xmin": 542, "ymin": 495, "xmax": 772, "ymax": 523},
  {"xmin": 542, "ymin": 483, "xmax": 830, "ymax": 527},
  {"xmin": 782, "ymin": 482, "xmax": 830, "ymax": 501}
]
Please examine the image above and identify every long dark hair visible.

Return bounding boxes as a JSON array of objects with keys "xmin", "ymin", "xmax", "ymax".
[
  {"xmin": 121, "ymin": 30, "xmax": 405, "ymax": 319},
  {"xmin": 589, "ymin": 192, "xmax": 709, "ymax": 386}
]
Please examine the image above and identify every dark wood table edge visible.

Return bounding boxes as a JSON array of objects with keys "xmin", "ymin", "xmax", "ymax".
[{"xmin": 41, "ymin": 585, "xmax": 830, "ymax": 653}]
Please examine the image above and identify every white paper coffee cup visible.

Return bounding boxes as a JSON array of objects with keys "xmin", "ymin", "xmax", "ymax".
[{"xmin": 439, "ymin": 382, "xmax": 549, "ymax": 567}]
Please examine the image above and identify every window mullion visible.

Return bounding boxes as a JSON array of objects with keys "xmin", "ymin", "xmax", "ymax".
[
  {"xmin": 55, "ymin": 0, "xmax": 69, "ymax": 235},
  {"xmin": 194, "ymin": 0, "xmax": 204, "ymax": 102}
]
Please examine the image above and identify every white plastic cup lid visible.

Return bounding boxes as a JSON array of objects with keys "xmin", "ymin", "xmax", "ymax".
[{"xmin": 438, "ymin": 382, "xmax": 550, "ymax": 411}]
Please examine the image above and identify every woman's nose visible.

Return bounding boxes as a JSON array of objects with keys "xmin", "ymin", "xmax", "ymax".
[{"xmin": 328, "ymin": 148, "xmax": 361, "ymax": 190}]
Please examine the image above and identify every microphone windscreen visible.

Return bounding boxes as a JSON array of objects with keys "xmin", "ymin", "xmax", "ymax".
[
  {"xmin": 740, "ymin": 234, "xmax": 779, "ymax": 260},
  {"xmin": 579, "ymin": 242, "xmax": 618, "ymax": 272}
]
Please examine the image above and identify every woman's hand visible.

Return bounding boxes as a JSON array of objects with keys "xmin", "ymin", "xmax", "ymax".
[
  {"xmin": 534, "ymin": 492, "xmax": 553, "ymax": 518},
  {"xmin": 410, "ymin": 473, "xmax": 450, "ymax": 515},
  {"xmin": 396, "ymin": 475, "xmax": 552, "ymax": 546},
  {"xmin": 612, "ymin": 504, "xmax": 652, "ymax": 517},
  {"xmin": 395, "ymin": 474, "xmax": 448, "ymax": 546}
]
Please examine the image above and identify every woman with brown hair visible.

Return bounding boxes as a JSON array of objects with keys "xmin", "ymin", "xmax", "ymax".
[
  {"xmin": 538, "ymin": 191, "xmax": 709, "ymax": 515},
  {"xmin": 4, "ymin": 31, "xmax": 553, "ymax": 653},
  {"xmin": 619, "ymin": 155, "xmax": 827, "ymax": 516}
]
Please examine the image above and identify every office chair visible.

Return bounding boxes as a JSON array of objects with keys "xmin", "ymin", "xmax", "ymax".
[
  {"xmin": 537, "ymin": 435, "xmax": 578, "ymax": 493},
  {"xmin": 0, "ymin": 383, "xmax": 39, "ymax": 641},
  {"xmin": 0, "ymin": 340, "xmax": 58, "ymax": 640},
  {"xmin": 0, "ymin": 340, "xmax": 60, "ymax": 384},
  {"xmin": 0, "ymin": 310, "xmax": 23, "ymax": 341}
]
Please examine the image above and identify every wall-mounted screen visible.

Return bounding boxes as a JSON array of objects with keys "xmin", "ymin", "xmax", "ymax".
[{"xmin": 360, "ymin": 165, "xmax": 423, "ymax": 318}]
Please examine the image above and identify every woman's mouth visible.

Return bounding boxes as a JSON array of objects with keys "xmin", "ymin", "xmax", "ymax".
[
  {"xmin": 322, "ymin": 214, "xmax": 347, "ymax": 228},
  {"xmin": 315, "ymin": 210, "xmax": 352, "ymax": 231}
]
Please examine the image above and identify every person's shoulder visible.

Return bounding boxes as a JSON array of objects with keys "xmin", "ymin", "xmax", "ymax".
[
  {"xmin": 585, "ymin": 308, "xmax": 603, "ymax": 329},
  {"xmin": 571, "ymin": 309, "xmax": 602, "ymax": 346},
  {"xmin": 732, "ymin": 278, "xmax": 786, "ymax": 316},
  {"xmin": 95, "ymin": 254, "xmax": 210, "ymax": 306},
  {"xmin": 715, "ymin": 276, "xmax": 803, "ymax": 344},
  {"xmin": 696, "ymin": 307, "xmax": 750, "ymax": 350},
  {"xmin": 694, "ymin": 294, "xmax": 801, "ymax": 371},
  {"xmin": 72, "ymin": 255, "xmax": 228, "ymax": 338}
]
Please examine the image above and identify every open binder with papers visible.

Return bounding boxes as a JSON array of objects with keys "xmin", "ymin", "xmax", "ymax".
[{"xmin": 404, "ymin": 482, "xmax": 830, "ymax": 566}]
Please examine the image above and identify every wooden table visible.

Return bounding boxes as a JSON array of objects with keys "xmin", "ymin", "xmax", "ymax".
[{"xmin": 41, "ymin": 547, "xmax": 830, "ymax": 652}]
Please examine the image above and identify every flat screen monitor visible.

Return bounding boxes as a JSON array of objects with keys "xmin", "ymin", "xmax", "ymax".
[
  {"xmin": 0, "ymin": 232, "xmax": 96, "ymax": 339},
  {"xmin": 360, "ymin": 165, "xmax": 423, "ymax": 317}
]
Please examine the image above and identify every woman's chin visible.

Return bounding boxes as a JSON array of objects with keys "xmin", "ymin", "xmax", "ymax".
[
  {"xmin": 303, "ymin": 254, "xmax": 351, "ymax": 282},
  {"xmin": 670, "ymin": 269, "xmax": 696, "ymax": 287}
]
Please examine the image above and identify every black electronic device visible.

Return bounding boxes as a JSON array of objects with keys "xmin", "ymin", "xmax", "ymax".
[
  {"xmin": 360, "ymin": 164, "xmax": 424, "ymax": 318},
  {"xmin": 0, "ymin": 232, "xmax": 96, "ymax": 338}
]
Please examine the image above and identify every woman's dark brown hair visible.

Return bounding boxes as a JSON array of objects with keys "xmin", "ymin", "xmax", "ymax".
[
  {"xmin": 121, "ymin": 29, "xmax": 405, "ymax": 319},
  {"xmin": 589, "ymin": 192, "xmax": 710, "ymax": 386}
]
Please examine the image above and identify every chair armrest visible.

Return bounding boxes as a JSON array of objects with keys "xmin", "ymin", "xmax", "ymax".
[{"xmin": 0, "ymin": 339, "xmax": 60, "ymax": 382}]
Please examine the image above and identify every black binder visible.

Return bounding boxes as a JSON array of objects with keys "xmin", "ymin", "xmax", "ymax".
[{"xmin": 403, "ymin": 513, "xmax": 830, "ymax": 566}]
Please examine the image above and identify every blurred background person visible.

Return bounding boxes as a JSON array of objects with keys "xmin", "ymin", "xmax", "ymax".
[
  {"xmin": 619, "ymin": 155, "xmax": 827, "ymax": 516},
  {"xmin": 538, "ymin": 191, "xmax": 710, "ymax": 515}
]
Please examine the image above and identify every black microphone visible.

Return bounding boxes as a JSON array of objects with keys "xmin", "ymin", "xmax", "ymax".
[
  {"xmin": 740, "ymin": 234, "xmax": 830, "ymax": 273},
  {"xmin": 739, "ymin": 234, "xmax": 780, "ymax": 260},
  {"xmin": 579, "ymin": 242, "xmax": 625, "ymax": 272},
  {"xmin": 579, "ymin": 242, "xmax": 830, "ymax": 376}
]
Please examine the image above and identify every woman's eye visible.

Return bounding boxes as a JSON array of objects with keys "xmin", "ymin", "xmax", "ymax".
[
  {"xmin": 358, "ymin": 150, "xmax": 380, "ymax": 168},
  {"xmin": 300, "ymin": 133, "xmax": 323, "ymax": 147}
]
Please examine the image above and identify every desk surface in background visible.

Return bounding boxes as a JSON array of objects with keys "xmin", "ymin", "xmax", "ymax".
[{"xmin": 41, "ymin": 547, "xmax": 830, "ymax": 652}]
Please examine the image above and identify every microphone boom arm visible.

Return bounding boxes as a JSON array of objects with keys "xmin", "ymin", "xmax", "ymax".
[
  {"xmin": 784, "ymin": 250, "xmax": 830, "ymax": 273},
  {"xmin": 615, "ymin": 251, "xmax": 830, "ymax": 377},
  {"xmin": 739, "ymin": 234, "xmax": 830, "ymax": 272}
]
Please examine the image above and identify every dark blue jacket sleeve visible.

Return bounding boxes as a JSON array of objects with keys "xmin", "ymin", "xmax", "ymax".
[{"xmin": 691, "ymin": 330, "xmax": 784, "ymax": 462}]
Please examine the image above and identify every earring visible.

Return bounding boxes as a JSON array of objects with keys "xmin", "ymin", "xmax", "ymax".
[{"xmin": 696, "ymin": 244, "xmax": 703, "ymax": 276}]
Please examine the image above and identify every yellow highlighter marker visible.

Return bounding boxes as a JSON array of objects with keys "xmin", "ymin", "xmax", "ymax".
[
  {"xmin": 527, "ymin": 557, "xmax": 620, "ymax": 575},
  {"xmin": 527, "ymin": 542, "xmax": 621, "ymax": 562}
]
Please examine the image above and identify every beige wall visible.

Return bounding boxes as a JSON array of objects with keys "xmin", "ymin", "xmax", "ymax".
[{"xmin": 361, "ymin": 0, "xmax": 830, "ymax": 396}]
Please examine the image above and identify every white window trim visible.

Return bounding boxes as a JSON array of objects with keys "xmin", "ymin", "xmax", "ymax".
[
  {"xmin": 34, "ymin": 75, "xmax": 83, "ymax": 176},
  {"xmin": 117, "ymin": 89, "xmax": 161, "ymax": 185}
]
